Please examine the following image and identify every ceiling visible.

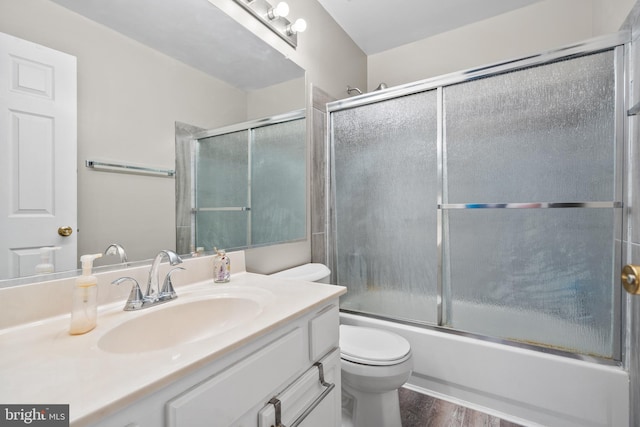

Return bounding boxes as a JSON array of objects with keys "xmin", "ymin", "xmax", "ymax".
[
  {"xmin": 50, "ymin": 0, "xmax": 304, "ymax": 90},
  {"xmin": 316, "ymin": 0, "xmax": 543, "ymax": 55}
]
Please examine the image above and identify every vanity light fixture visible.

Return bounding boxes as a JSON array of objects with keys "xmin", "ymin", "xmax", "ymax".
[
  {"xmin": 287, "ymin": 18, "xmax": 307, "ymax": 35},
  {"xmin": 268, "ymin": 2, "xmax": 289, "ymax": 20},
  {"xmin": 233, "ymin": 0, "xmax": 305, "ymax": 48}
]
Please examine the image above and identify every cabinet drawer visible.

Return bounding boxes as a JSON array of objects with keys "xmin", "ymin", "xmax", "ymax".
[{"xmin": 166, "ymin": 327, "xmax": 306, "ymax": 427}]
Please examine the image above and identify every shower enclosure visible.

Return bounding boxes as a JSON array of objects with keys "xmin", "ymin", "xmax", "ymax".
[
  {"xmin": 328, "ymin": 34, "xmax": 626, "ymax": 362},
  {"xmin": 192, "ymin": 110, "xmax": 306, "ymax": 252}
]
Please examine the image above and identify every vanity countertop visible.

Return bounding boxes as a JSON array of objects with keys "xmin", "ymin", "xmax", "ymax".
[{"xmin": 0, "ymin": 271, "xmax": 345, "ymax": 426}]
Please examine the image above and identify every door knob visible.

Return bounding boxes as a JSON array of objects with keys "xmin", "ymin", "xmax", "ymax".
[
  {"xmin": 58, "ymin": 226, "xmax": 73, "ymax": 237},
  {"xmin": 621, "ymin": 264, "xmax": 640, "ymax": 295}
]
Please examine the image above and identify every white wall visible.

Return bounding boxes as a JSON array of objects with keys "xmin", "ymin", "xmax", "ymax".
[
  {"xmin": 367, "ymin": 0, "xmax": 634, "ymax": 91},
  {"xmin": 285, "ymin": 0, "xmax": 367, "ymax": 101},
  {"xmin": 247, "ymin": 77, "xmax": 306, "ymax": 120},
  {"xmin": 593, "ymin": 0, "xmax": 637, "ymax": 34}
]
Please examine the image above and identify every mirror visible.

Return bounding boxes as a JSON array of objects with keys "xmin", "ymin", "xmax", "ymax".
[{"xmin": 0, "ymin": 0, "xmax": 306, "ymax": 285}]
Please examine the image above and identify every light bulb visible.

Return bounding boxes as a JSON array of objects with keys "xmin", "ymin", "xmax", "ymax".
[
  {"xmin": 288, "ymin": 18, "xmax": 307, "ymax": 34},
  {"xmin": 268, "ymin": 2, "xmax": 289, "ymax": 19}
]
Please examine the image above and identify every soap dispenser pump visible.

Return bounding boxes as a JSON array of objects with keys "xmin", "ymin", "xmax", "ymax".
[
  {"xmin": 69, "ymin": 253, "xmax": 103, "ymax": 335},
  {"xmin": 35, "ymin": 246, "xmax": 61, "ymax": 274}
]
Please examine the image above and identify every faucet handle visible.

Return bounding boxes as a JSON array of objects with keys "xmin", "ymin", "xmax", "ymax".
[
  {"xmin": 112, "ymin": 277, "xmax": 144, "ymax": 311},
  {"xmin": 160, "ymin": 267, "xmax": 185, "ymax": 301}
]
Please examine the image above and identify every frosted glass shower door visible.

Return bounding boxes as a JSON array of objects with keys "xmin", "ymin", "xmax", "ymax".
[
  {"xmin": 195, "ymin": 130, "xmax": 250, "ymax": 250},
  {"xmin": 251, "ymin": 118, "xmax": 306, "ymax": 245},
  {"xmin": 195, "ymin": 115, "xmax": 306, "ymax": 252},
  {"xmin": 332, "ymin": 91, "xmax": 439, "ymax": 323},
  {"xmin": 441, "ymin": 50, "xmax": 622, "ymax": 358}
]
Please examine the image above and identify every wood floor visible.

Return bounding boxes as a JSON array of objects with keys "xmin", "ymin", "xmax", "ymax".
[{"xmin": 399, "ymin": 387, "xmax": 524, "ymax": 427}]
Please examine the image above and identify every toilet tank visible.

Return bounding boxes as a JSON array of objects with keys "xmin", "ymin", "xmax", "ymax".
[{"xmin": 270, "ymin": 263, "xmax": 331, "ymax": 283}]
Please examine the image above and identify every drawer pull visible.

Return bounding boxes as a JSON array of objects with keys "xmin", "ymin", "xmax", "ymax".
[
  {"xmin": 268, "ymin": 397, "xmax": 283, "ymax": 427},
  {"xmin": 267, "ymin": 361, "xmax": 335, "ymax": 427}
]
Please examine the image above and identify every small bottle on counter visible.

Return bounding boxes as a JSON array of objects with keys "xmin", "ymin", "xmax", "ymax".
[{"xmin": 213, "ymin": 248, "xmax": 230, "ymax": 283}]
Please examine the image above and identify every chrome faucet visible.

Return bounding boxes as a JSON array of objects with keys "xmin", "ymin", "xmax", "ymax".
[
  {"xmin": 146, "ymin": 250, "xmax": 183, "ymax": 301},
  {"xmin": 112, "ymin": 277, "xmax": 144, "ymax": 311},
  {"xmin": 104, "ymin": 243, "xmax": 128, "ymax": 264},
  {"xmin": 112, "ymin": 249, "xmax": 184, "ymax": 311}
]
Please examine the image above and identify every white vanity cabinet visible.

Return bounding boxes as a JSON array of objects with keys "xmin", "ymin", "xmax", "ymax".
[{"xmin": 90, "ymin": 302, "xmax": 340, "ymax": 427}]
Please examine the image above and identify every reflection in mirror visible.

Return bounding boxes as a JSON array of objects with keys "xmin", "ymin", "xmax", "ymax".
[
  {"xmin": 176, "ymin": 111, "xmax": 306, "ymax": 254},
  {"xmin": 0, "ymin": 0, "xmax": 306, "ymax": 287}
]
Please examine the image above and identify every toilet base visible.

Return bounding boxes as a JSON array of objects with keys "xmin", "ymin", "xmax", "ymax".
[{"xmin": 342, "ymin": 384, "xmax": 402, "ymax": 427}]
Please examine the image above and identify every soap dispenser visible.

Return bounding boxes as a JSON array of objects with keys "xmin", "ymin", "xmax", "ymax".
[
  {"xmin": 69, "ymin": 253, "xmax": 103, "ymax": 335},
  {"xmin": 35, "ymin": 246, "xmax": 61, "ymax": 274},
  {"xmin": 213, "ymin": 248, "xmax": 230, "ymax": 283}
]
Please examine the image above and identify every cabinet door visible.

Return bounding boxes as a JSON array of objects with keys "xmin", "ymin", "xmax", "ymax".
[
  {"xmin": 309, "ymin": 304, "xmax": 339, "ymax": 361},
  {"xmin": 166, "ymin": 327, "xmax": 306, "ymax": 427}
]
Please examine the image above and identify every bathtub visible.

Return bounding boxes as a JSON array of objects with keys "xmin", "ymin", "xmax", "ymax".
[{"xmin": 340, "ymin": 312, "xmax": 629, "ymax": 427}]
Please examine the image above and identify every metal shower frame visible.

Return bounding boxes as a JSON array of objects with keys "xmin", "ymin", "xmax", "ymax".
[{"xmin": 325, "ymin": 31, "xmax": 631, "ymax": 366}]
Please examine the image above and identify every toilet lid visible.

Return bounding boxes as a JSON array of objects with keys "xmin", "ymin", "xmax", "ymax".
[{"xmin": 340, "ymin": 325, "xmax": 411, "ymax": 366}]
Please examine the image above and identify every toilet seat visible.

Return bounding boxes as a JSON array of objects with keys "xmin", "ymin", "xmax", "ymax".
[{"xmin": 340, "ymin": 325, "xmax": 411, "ymax": 366}]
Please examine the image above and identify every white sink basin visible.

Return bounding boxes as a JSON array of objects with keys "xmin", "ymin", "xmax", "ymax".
[{"xmin": 98, "ymin": 296, "xmax": 262, "ymax": 354}]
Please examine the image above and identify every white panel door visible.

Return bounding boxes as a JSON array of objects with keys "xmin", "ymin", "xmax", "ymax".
[{"xmin": 0, "ymin": 32, "xmax": 77, "ymax": 279}]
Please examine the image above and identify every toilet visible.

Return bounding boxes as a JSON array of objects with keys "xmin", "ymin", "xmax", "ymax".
[
  {"xmin": 269, "ymin": 262, "xmax": 331, "ymax": 283},
  {"xmin": 271, "ymin": 263, "xmax": 413, "ymax": 427},
  {"xmin": 339, "ymin": 324, "xmax": 412, "ymax": 427}
]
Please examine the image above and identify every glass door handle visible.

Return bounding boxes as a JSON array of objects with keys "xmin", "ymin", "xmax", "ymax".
[{"xmin": 622, "ymin": 265, "xmax": 640, "ymax": 295}]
